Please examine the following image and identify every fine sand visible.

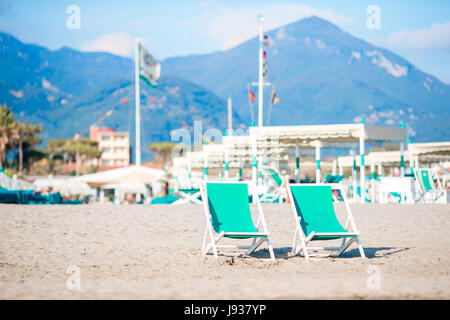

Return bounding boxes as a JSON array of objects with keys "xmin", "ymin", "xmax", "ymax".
[{"xmin": 0, "ymin": 203, "xmax": 449, "ymax": 299}]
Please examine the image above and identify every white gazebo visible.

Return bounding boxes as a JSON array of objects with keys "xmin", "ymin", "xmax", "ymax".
[
  {"xmin": 76, "ymin": 165, "xmax": 165, "ymax": 203},
  {"xmin": 408, "ymin": 141, "xmax": 450, "ymax": 167},
  {"xmin": 32, "ymin": 176, "xmax": 94, "ymax": 197},
  {"xmin": 250, "ymin": 122, "xmax": 406, "ymax": 203}
]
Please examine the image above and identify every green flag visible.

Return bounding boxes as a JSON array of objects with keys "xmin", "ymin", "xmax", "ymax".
[{"xmin": 139, "ymin": 44, "xmax": 161, "ymax": 87}]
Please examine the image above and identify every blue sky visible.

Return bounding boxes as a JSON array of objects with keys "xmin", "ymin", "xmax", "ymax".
[{"xmin": 1, "ymin": 0, "xmax": 450, "ymax": 83}]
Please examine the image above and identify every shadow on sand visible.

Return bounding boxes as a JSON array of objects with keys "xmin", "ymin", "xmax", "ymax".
[{"xmin": 248, "ymin": 246, "xmax": 410, "ymax": 260}]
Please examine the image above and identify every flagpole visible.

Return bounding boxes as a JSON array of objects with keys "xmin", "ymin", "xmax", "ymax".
[
  {"xmin": 257, "ymin": 15, "xmax": 265, "ymax": 128},
  {"xmin": 227, "ymin": 97, "xmax": 233, "ymax": 136},
  {"xmin": 135, "ymin": 37, "xmax": 141, "ymax": 166}
]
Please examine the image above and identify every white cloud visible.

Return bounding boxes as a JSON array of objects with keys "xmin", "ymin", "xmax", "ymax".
[
  {"xmin": 195, "ymin": 3, "xmax": 356, "ymax": 50},
  {"xmin": 81, "ymin": 32, "xmax": 134, "ymax": 57},
  {"xmin": 387, "ymin": 22, "xmax": 450, "ymax": 50}
]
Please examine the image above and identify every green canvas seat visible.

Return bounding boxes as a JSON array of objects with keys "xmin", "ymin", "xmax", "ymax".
[
  {"xmin": 291, "ymin": 186, "xmax": 355, "ymax": 240},
  {"xmin": 200, "ymin": 181, "xmax": 275, "ymax": 261},
  {"xmin": 0, "ymin": 190, "xmax": 82, "ymax": 205},
  {"xmin": 324, "ymin": 174, "xmax": 344, "ymax": 183},
  {"xmin": 206, "ymin": 183, "xmax": 262, "ymax": 239},
  {"xmin": 151, "ymin": 193, "xmax": 180, "ymax": 204},
  {"xmin": 287, "ymin": 181, "xmax": 365, "ymax": 260},
  {"xmin": 0, "ymin": 190, "xmax": 22, "ymax": 204}
]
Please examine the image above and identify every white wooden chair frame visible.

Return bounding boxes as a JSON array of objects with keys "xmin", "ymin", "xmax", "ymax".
[
  {"xmin": 172, "ymin": 189, "xmax": 203, "ymax": 205},
  {"xmin": 413, "ymin": 168, "xmax": 446, "ymax": 203},
  {"xmin": 200, "ymin": 181, "xmax": 276, "ymax": 261},
  {"xmin": 287, "ymin": 181, "xmax": 366, "ymax": 260},
  {"xmin": 260, "ymin": 167, "xmax": 286, "ymax": 203}
]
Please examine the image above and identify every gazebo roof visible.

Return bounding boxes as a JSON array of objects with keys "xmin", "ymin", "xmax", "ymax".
[
  {"xmin": 408, "ymin": 141, "xmax": 450, "ymax": 156},
  {"xmin": 249, "ymin": 123, "xmax": 406, "ymax": 143},
  {"xmin": 76, "ymin": 165, "xmax": 165, "ymax": 188}
]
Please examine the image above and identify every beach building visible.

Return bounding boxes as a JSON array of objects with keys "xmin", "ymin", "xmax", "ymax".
[{"xmin": 89, "ymin": 125, "xmax": 130, "ymax": 169}]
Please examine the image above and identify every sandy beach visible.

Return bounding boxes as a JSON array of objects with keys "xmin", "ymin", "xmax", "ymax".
[{"xmin": 0, "ymin": 203, "xmax": 449, "ymax": 299}]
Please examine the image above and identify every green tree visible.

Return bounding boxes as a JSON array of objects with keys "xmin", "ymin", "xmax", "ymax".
[
  {"xmin": 0, "ymin": 104, "xmax": 16, "ymax": 167},
  {"xmin": 47, "ymin": 137, "xmax": 101, "ymax": 160},
  {"xmin": 12, "ymin": 122, "xmax": 43, "ymax": 173},
  {"xmin": 148, "ymin": 142, "xmax": 181, "ymax": 165}
]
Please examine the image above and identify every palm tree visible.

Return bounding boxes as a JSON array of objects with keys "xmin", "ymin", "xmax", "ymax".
[
  {"xmin": 0, "ymin": 104, "xmax": 15, "ymax": 167},
  {"xmin": 148, "ymin": 142, "xmax": 185, "ymax": 166},
  {"xmin": 13, "ymin": 122, "xmax": 42, "ymax": 173}
]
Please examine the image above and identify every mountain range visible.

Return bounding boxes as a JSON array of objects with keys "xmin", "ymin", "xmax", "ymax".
[
  {"xmin": 0, "ymin": 31, "xmax": 241, "ymax": 161},
  {"xmin": 163, "ymin": 17, "xmax": 450, "ymax": 141},
  {"xmin": 0, "ymin": 16, "xmax": 449, "ymax": 162}
]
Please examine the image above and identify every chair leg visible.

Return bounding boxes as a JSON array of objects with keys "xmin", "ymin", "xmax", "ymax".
[
  {"xmin": 291, "ymin": 229, "xmax": 310, "ymax": 260},
  {"xmin": 332, "ymin": 238, "xmax": 355, "ymax": 257},
  {"xmin": 201, "ymin": 226, "xmax": 208, "ymax": 253},
  {"xmin": 246, "ymin": 238, "xmax": 265, "ymax": 255},
  {"xmin": 206, "ymin": 231, "xmax": 221, "ymax": 259},
  {"xmin": 267, "ymin": 238, "xmax": 276, "ymax": 261},
  {"xmin": 297, "ymin": 235, "xmax": 310, "ymax": 260},
  {"xmin": 357, "ymin": 237, "xmax": 366, "ymax": 258},
  {"xmin": 302, "ymin": 244, "xmax": 310, "ymax": 260},
  {"xmin": 291, "ymin": 228, "xmax": 298, "ymax": 255}
]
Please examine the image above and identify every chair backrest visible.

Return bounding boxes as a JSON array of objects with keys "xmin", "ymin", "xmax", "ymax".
[
  {"xmin": 205, "ymin": 182, "xmax": 258, "ymax": 234},
  {"xmin": 415, "ymin": 168, "xmax": 436, "ymax": 192},
  {"xmin": 289, "ymin": 185, "xmax": 348, "ymax": 237},
  {"xmin": 262, "ymin": 167, "xmax": 283, "ymax": 187}
]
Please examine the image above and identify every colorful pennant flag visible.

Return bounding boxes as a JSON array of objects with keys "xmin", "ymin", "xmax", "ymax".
[
  {"xmin": 271, "ymin": 87, "xmax": 280, "ymax": 104},
  {"xmin": 248, "ymin": 86, "xmax": 256, "ymax": 104},
  {"xmin": 263, "ymin": 59, "xmax": 268, "ymax": 77},
  {"xmin": 139, "ymin": 44, "xmax": 161, "ymax": 87},
  {"xmin": 263, "ymin": 34, "xmax": 273, "ymax": 47}
]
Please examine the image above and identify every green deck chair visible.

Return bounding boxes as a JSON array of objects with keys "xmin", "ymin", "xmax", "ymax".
[
  {"xmin": 413, "ymin": 168, "xmax": 446, "ymax": 203},
  {"xmin": 324, "ymin": 174, "xmax": 344, "ymax": 183},
  {"xmin": 200, "ymin": 181, "xmax": 276, "ymax": 261},
  {"xmin": 260, "ymin": 166, "xmax": 286, "ymax": 203},
  {"xmin": 287, "ymin": 181, "xmax": 365, "ymax": 260}
]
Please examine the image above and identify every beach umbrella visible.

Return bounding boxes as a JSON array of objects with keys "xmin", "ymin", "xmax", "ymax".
[
  {"xmin": 76, "ymin": 165, "xmax": 165, "ymax": 188},
  {"xmin": 102, "ymin": 178, "xmax": 147, "ymax": 194}
]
